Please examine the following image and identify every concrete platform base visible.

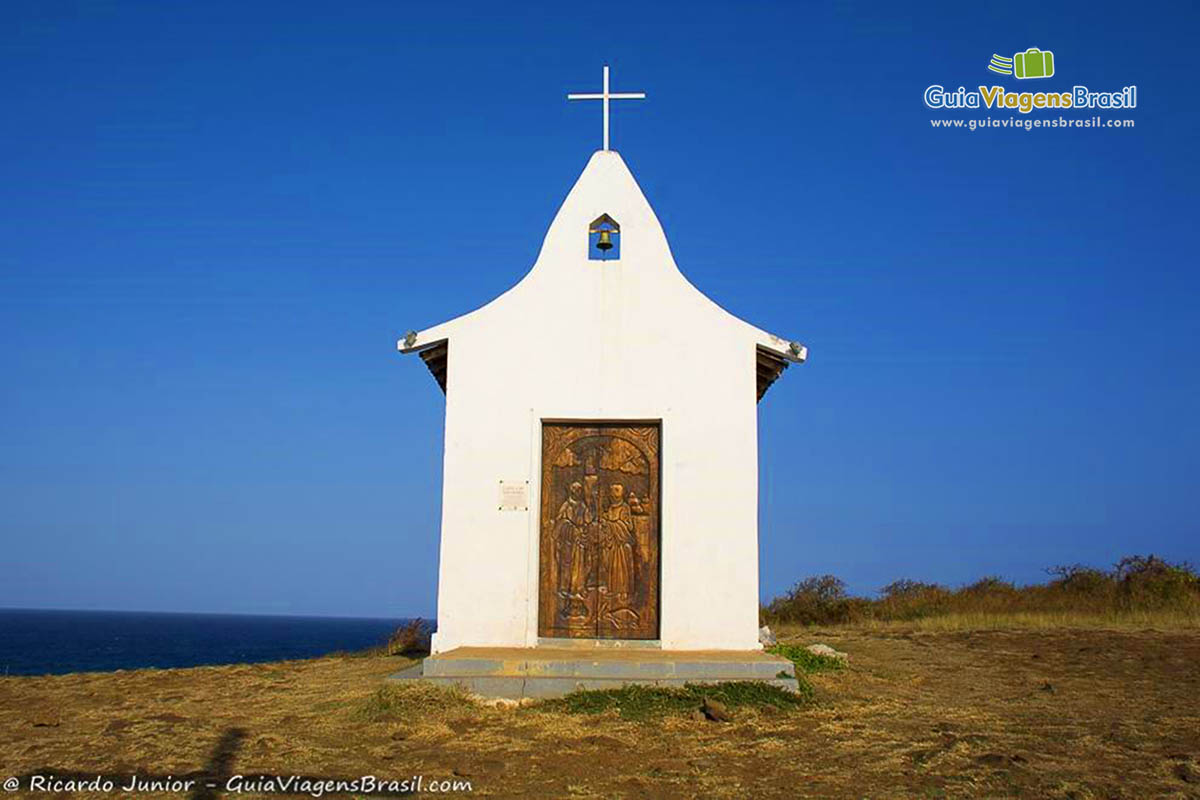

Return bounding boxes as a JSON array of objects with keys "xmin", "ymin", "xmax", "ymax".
[{"xmin": 387, "ymin": 646, "xmax": 799, "ymax": 699}]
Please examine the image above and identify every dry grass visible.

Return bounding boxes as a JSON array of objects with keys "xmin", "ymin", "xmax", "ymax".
[
  {"xmin": 776, "ymin": 608, "xmax": 1200, "ymax": 635},
  {"xmin": 2, "ymin": 627, "xmax": 1199, "ymax": 798}
]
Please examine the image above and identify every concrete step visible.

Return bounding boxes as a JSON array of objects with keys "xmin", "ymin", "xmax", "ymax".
[
  {"xmin": 398, "ymin": 674, "xmax": 800, "ymax": 700},
  {"xmin": 386, "ymin": 646, "xmax": 801, "ymax": 699},
  {"xmin": 422, "ymin": 656, "xmax": 794, "ymax": 681}
]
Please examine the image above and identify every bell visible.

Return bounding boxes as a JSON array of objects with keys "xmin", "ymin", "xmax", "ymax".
[{"xmin": 596, "ymin": 230, "xmax": 613, "ymax": 251}]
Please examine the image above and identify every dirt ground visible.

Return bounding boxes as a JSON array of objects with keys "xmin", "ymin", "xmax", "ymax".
[{"xmin": 2, "ymin": 628, "xmax": 1198, "ymax": 799}]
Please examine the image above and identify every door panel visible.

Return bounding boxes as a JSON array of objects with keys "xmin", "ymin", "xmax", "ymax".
[{"xmin": 538, "ymin": 423, "xmax": 660, "ymax": 640}]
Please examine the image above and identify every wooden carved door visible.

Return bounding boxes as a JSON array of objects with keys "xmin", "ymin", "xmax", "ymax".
[{"xmin": 538, "ymin": 423, "xmax": 660, "ymax": 640}]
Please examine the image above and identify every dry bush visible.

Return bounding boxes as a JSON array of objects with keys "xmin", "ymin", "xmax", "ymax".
[
  {"xmin": 385, "ymin": 618, "xmax": 431, "ymax": 656},
  {"xmin": 1115, "ymin": 555, "xmax": 1200, "ymax": 610},
  {"xmin": 763, "ymin": 575, "xmax": 871, "ymax": 625},
  {"xmin": 876, "ymin": 579, "xmax": 951, "ymax": 621},
  {"xmin": 762, "ymin": 555, "xmax": 1200, "ymax": 626}
]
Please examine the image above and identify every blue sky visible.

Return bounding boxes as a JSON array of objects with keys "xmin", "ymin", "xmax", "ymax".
[{"xmin": 2, "ymin": 1, "xmax": 1197, "ymax": 617}]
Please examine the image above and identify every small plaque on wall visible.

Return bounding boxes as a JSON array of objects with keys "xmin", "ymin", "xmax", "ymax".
[{"xmin": 498, "ymin": 480, "xmax": 529, "ymax": 511}]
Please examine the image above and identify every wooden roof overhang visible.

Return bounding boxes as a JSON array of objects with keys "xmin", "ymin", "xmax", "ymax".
[
  {"xmin": 400, "ymin": 338, "xmax": 447, "ymax": 394},
  {"xmin": 756, "ymin": 345, "xmax": 790, "ymax": 402}
]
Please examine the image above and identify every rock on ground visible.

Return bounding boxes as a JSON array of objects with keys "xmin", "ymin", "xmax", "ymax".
[
  {"xmin": 806, "ymin": 643, "xmax": 849, "ymax": 662},
  {"xmin": 702, "ymin": 697, "xmax": 733, "ymax": 722}
]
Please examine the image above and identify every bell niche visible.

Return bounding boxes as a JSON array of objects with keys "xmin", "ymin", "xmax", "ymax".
[{"xmin": 588, "ymin": 213, "xmax": 620, "ymax": 260}]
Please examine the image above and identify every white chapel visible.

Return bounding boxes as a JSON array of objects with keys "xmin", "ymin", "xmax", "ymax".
[{"xmin": 399, "ymin": 67, "xmax": 806, "ymax": 657}]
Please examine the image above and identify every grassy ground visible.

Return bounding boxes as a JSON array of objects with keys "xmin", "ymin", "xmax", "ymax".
[
  {"xmin": 776, "ymin": 608, "xmax": 1200, "ymax": 634},
  {"xmin": 2, "ymin": 626, "xmax": 1199, "ymax": 798}
]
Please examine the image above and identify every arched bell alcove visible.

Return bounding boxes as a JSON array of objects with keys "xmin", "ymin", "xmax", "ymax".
[{"xmin": 588, "ymin": 213, "xmax": 620, "ymax": 260}]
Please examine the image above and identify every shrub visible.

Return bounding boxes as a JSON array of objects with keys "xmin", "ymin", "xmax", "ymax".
[
  {"xmin": 763, "ymin": 575, "xmax": 866, "ymax": 625},
  {"xmin": 1047, "ymin": 564, "xmax": 1113, "ymax": 594},
  {"xmin": 961, "ymin": 576, "xmax": 1017, "ymax": 595},
  {"xmin": 876, "ymin": 579, "xmax": 951, "ymax": 621},
  {"xmin": 386, "ymin": 618, "xmax": 431, "ymax": 656},
  {"xmin": 760, "ymin": 554, "xmax": 1200, "ymax": 626},
  {"xmin": 1114, "ymin": 555, "xmax": 1200, "ymax": 610},
  {"xmin": 880, "ymin": 579, "xmax": 941, "ymax": 598}
]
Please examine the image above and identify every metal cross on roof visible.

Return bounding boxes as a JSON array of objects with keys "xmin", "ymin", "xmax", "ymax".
[{"xmin": 567, "ymin": 65, "xmax": 646, "ymax": 152}]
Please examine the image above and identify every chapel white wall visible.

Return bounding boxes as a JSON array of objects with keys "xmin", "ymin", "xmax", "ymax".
[{"xmin": 424, "ymin": 151, "xmax": 776, "ymax": 653}]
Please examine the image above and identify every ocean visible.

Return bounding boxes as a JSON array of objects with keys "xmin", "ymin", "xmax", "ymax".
[{"xmin": 0, "ymin": 609, "xmax": 424, "ymax": 676}]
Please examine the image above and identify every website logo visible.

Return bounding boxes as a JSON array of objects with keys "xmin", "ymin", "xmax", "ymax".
[{"xmin": 925, "ymin": 48, "xmax": 1136, "ymax": 117}]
